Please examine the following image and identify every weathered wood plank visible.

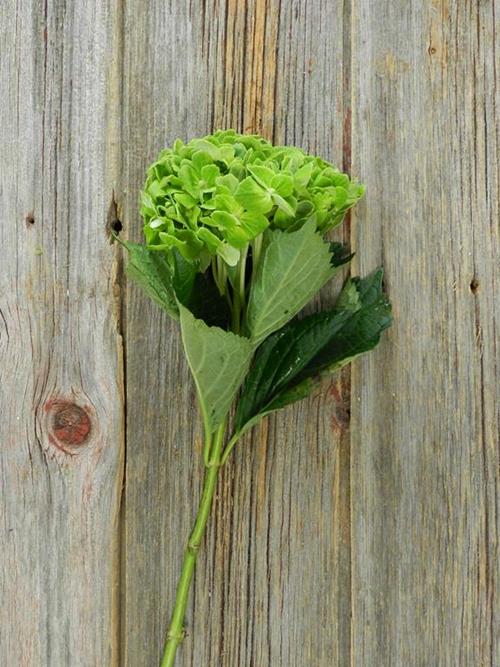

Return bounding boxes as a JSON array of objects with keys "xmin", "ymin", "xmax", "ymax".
[
  {"xmin": 0, "ymin": 1, "xmax": 124, "ymax": 665},
  {"xmin": 350, "ymin": 1, "xmax": 499, "ymax": 665},
  {"xmin": 3, "ymin": 1, "xmax": 497, "ymax": 665},
  {"xmin": 120, "ymin": 1, "xmax": 351, "ymax": 665}
]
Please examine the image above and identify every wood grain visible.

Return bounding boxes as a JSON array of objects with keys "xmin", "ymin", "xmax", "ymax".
[
  {"xmin": 0, "ymin": 1, "xmax": 124, "ymax": 665},
  {"xmin": 119, "ymin": 1, "xmax": 351, "ymax": 665},
  {"xmin": 3, "ymin": 1, "xmax": 498, "ymax": 665},
  {"xmin": 350, "ymin": 1, "xmax": 499, "ymax": 665}
]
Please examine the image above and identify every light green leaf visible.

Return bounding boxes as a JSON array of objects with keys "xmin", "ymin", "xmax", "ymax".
[
  {"xmin": 178, "ymin": 164, "xmax": 199, "ymax": 199},
  {"xmin": 174, "ymin": 192, "xmax": 197, "ymax": 208},
  {"xmin": 240, "ymin": 211, "xmax": 269, "ymax": 238},
  {"xmin": 212, "ymin": 193, "xmax": 240, "ymax": 213},
  {"xmin": 158, "ymin": 230, "xmax": 202, "ymax": 260},
  {"xmin": 215, "ymin": 173, "xmax": 239, "ymax": 193},
  {"xmin": 235, "ymin": 177, "xmax": 273, "ymax": 213},
  {"xmin": 200, "ymin": 164, "xmax": 220, "ymax": 187},
  {"xmin": 247, "ymin": 164, "xmax": 275, "ymax": 188},
  {"xmin": 211, "ymin": 211, "xmax": 247, "ymax": 247},
  {"xmin": 271, "ymin": 173, "xmax": 294, "ymax": 197},
  {"xmin": 294, "ymin": 161, "xmax": 314, "ymax": 188},
  {"xmin": 212, "ymin": 210, "xmax": 240, "ymax": 228},
  {"xmin": 189, "ymin": 139, "xmax": 221, "ymax": 159},
  {"xmin": 192, "ymin": 150, "xmax": 213, "ymax": 172},
  {"xmin": 246, "ymin": 220, "xmax": 335, "ymax": 344},
  {"xmin": 334, "ymin": 186, "xmax": 348, "ymax": 207},
  {"xmin": 271, "ymin": 192, "xmax": 295, "ymax": 217},
  {"xmin": 196, "ymin": 227, "xmax": 222, "ymax": 253},
  {"xmin": 217, "ymin": 243, "xmax": 240, "ymax": 266},
  {"xmin": 179, "ymin": 304, "xmax": 254, "ymax": 433}
]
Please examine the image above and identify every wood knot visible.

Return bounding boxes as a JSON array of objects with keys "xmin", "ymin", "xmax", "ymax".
[{"xmin": 49, "ymin": 401, "xmax": 91, "ymax": 446}]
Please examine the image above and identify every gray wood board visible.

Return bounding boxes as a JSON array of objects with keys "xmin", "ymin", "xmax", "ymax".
[
  {"xmin": 350, "ymin": 1, "xmax": 499, "ymax": 665},
  {"xmin": 0, "ymin": 1, "xmax": 124, "ymax": 665}
]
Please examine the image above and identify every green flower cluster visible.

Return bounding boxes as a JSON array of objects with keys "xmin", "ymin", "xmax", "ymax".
[{"xmin": 141, "ymin": 129, "xmax": 364, "ymax": 268}]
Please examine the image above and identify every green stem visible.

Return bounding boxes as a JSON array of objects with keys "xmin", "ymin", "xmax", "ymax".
[
  {"xmin": 202, "ymin": 429, "xmax": 212, "ymax": 467},
  {"xmin": 231, "ymin": 287, "xmax": 241, "ymax": 334},
  {"xmin": 252, "ymin": 233, "xmax": 263, "ymax": 271},
  {"xmin": 160, "ymin": 424, "xmax": 226, "ymax": 667},
  {"xmin": 220, "ymin": 431, "xmax": 240, "ymax": 466},
  {"xmin": 239, "ymin": 244, "xmax": 248, "ymax": 302},
  {"xmin": 231, "ymin": 245, "xmax": 248, "ymax": 334}
]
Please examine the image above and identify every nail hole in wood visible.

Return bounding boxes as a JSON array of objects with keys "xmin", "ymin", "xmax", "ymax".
[
  {"xmin": 470, "ymin": 278, "xmax": 479, "ymax": 294},
  {"xmin": 107, "ymin": 194, "xmax": 122, "ymax": 239},
  {"xmin": 25, "ymin": 213, "xmax": 35, "ymax": 226}
]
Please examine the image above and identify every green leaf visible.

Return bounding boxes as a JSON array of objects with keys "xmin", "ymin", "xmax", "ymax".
[
  {"xmin": 169, "ymin": 248, "xmax": 230, "ymax": 327},
  {"xmin": 196, "ymin": 227, "xmax": 240, "ymax": 266},
  {"xmin": 157, "ymin": 229, "xmax": 203, "ymax": 260},
  {"xmin": 178, "ymin": 163, "xmax": 200, "ymax": 199},
  {"xmin": 303, "ymin": 269, "xmax": 392, "ymax": 376},
  {"xmin": 122, "ymin": 241, "xmax": 179, "ymax": 319},
  {"xmin": 211, "ymin": 210, "xmax": 268, "ymax": 248},
  {"xmin": 271, "ymin": 192, "xmax": 296, "ymax": 217},
  {"xmin": 215, "ymin": 173, "xmax": 239, "ymax": 194},
  {"xmin": 217, "ymin": 243, "xmax": 240, "ymax": 266},
  {"xmin": 170, "ymin": 248, "xmax": 196, "ymax": 305},
  {"xmin": 174, "ymin": 192, "xmax": 197, "ymax": 209},
  {"xmin": 235, "ymin": 310, "xmax": 350, "ymax": 432},
  {"xmin": 200, "ymin": 164, "xmax": 220, "ymax": 187},
  {"xmin": 122, "ymin": 240, "xmax": 229, "ymax": 327},
  {"xmin": 245, "ymin": 220, "xmax": 336, "ymax": 344},
  {"xmin": 234, "ymin": 177, "xmax": 274, "ymax": 214},
  {"xmin": 191, "ymin": 150, "xmax": 213, "ymax": 172},
  {"xmin": 211, "ymin": 211, "xmax": 248, "ymax": 248},
  {"xmin": 247, "ymin": 164, "xmax": 276, "ymax": 188},
  {"xmin": 294, "ymin": 161, "xmax": 314, "ymax": 188},
  {"xmin": 240, "ymin": 211, "xmax": 269, "ymax": 238},
  {"xmin": 329, "ymin": 242, "xmax": 354, "ymax": 268},
  {"xmin": 234, "ymin": 268, "xmax": 391, "ymax": 434},
  {"xmin": 179, "ymin": 304, "xmax": 254, "ymax": 434},
  {"xmin": 271, "ymin": 173, "xmax": 294, "ymax": 198}
]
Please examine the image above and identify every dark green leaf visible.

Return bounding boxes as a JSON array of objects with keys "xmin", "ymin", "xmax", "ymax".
[
  {"xmin": 122, "ymin": 240, "xmax": 179, "ymax": 319},
  {"xmin": 234, "ymin": 268, "xmax": 392, "ymax": 435},
  {"xmin": 329, "ymin": 242, "xmax": 354, "ymax": 268},
  {"xmin": 302, "ymin": 269, "xmax": 392, "ymax": 377}
]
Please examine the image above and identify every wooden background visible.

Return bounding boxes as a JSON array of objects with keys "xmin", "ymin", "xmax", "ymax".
[{"xmin": 1, "ymin": 1, "xmax": 498, "ymax": 665}]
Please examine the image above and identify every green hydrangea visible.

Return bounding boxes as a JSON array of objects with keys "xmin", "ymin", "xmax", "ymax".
[
  {"xmin": 123, "ymin": 130, "xmax": 391, "ymax": 667},
  {"xmin": 140, "ymin": 129, "xmax": 364, "ymax": 268}
]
